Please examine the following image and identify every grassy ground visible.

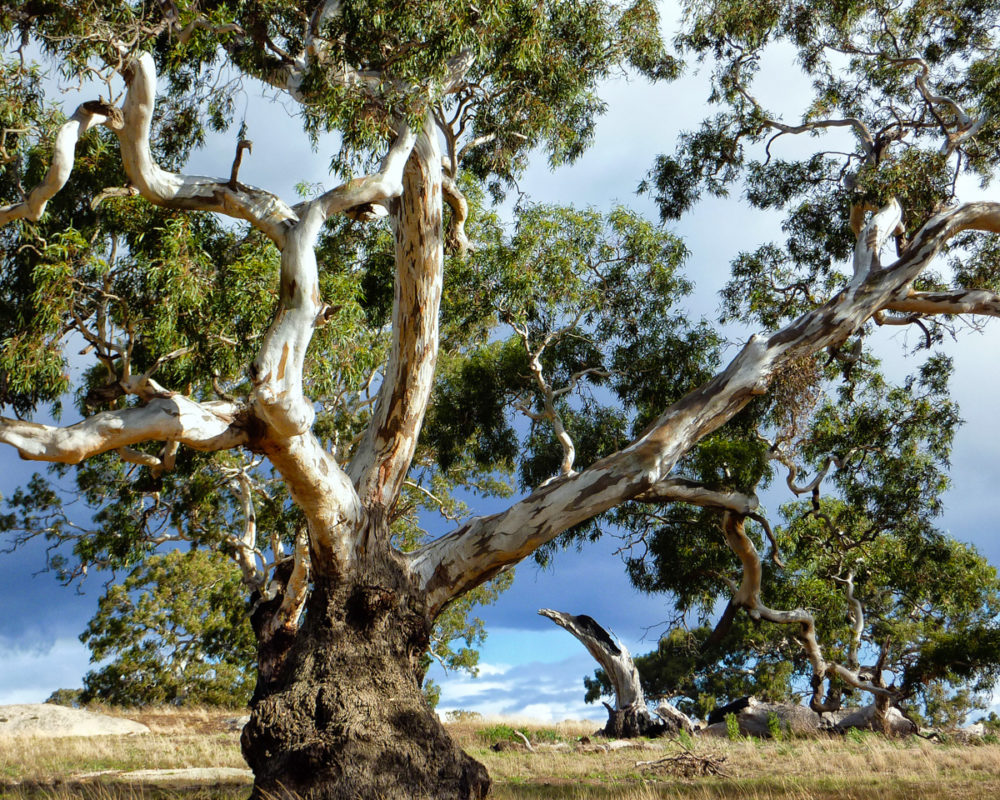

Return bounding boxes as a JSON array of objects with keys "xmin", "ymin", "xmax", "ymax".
[{"xmin": 2, "ymin": 708, "xmax": 999, "ymax": 799}]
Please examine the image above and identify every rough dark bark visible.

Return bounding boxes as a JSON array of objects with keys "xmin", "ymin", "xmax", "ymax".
[{"xmin": 242, "ymin": 550, "xmax": 489, "ymax": 800}]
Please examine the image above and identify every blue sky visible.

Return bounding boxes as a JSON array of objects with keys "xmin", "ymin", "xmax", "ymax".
[{"xmin": 2, "ymin": 16, "xmax": 1000, "ymax": 724}]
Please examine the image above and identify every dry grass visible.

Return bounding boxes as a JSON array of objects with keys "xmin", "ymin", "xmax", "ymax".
[{"xmin": 1, "ymin": 708, "xmax": 999, "ymax": 799}]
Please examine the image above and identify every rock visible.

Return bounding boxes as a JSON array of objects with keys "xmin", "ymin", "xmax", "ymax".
[
  {"xmin": 835, "ymin": 704, "xmax": 917, "ymax": 735},
  {"xmin": 0, "ymin": 704, "xmax": 149, "ymax": 738},
  {"xmin": 950, "ymin": 722, "xmax": 987, "ymax": 743},
  {"xmin": 225, "ymin": 715, "xmax": 251, "ymax": 732},
  {"xmin": 702, "ymin": 697, "xmax": 824, "ymax": 738},
  {"xmin": 116, "ymin": 767, "xmax": 252, "ymax": 787},
  {"xmin": 707, "ymin": 697, "xmax": 753, "ymax": 725},
  {"xmin": 606, "ymin": 738, "xmax": 654, "ymax": 750},
  {"xmin": 489, "ymin": 740, "xmax": 527, "ymax": 752}
]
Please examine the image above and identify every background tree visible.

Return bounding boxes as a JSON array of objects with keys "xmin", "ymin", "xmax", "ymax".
[
  {"xmin": 3, "ymin": 2, "xmax": 1000, "ymax": 798},
  {"xmin": 80, "ymin": 548, "xmax": 257, "ymax": 707}
]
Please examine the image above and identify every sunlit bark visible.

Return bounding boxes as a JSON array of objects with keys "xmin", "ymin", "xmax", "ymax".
[
  {"xmin": 409, "ymin": 199, "xmax": 1000, "ymax": 614},
  {"xmin": 540, "ymin": 608, "xmax": 693, "ymax": 737}
]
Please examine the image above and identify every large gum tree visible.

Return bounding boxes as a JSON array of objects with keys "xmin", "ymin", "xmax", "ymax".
[{"xmin": 3, "ymin": 1, "xmax": 1000, "ymax": 798}]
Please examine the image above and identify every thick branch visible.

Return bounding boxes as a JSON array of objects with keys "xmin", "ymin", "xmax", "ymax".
[
  {"xmin": 316, "ymin": 124, "xmax": 416, "ymax": 220},
  {"xmin": 259, "ymin": 432, "xmax": 363, "ymax": 578},
  {"xmin": 263, "ymin": 526, "xmax": 311, "ymax": 639},
  {"xmin": 720, "ymin": 513, "xmax": 891, "ymax": 710},
  {"xmin": 116, "ymin": 53, "xmax": 298, "ymax": 246},
  {"xmin": 883, "ymin": 288, "xmax": 1000, "ymax": 318},
  {"xmin": 441, "ymin": 171, "xmax": 470, "ymax": 256},
  {"xmin": 348, "ymin": 122, "xmax": 443, "ymax": 511},
  {"xmin": 0, "ymin": 396, "xmax": 245, "ymax": 463},
  {"xmin": 636, "ymin": 477, "xmax": 759, "ymax": 514},
  {"xmin": 228, "ymin": 470, "xmax": 265, "ymax": 590},
  {"xmin": 0, "ymin": 102, "xmax": 118, "ymax": 227},
  {"xmin": 835, "ymin": 570, "xmax": 864, "ymax": 672},
  {"xmin": 408, "ymin": 200, "xmax": 1000, "ymax": 614}
]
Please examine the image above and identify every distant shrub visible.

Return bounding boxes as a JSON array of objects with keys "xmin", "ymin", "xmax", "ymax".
[
  {"xmin": 766, "ymin": 711, "xmax": 784, "ymax": 740},
  {"xmin": 477, "ymin": 723, "xmax": 518, "ymax": 745},
  {"xmin": 845, "ymin": 727, "xmax": 871, "ymax": 744},
  {"xmin": 444, "ymin": 709, "xmax": 482, "ymax": 723},
  {"xmin": 531, "ymin": 728, "xmax": 562, "ymax": 743},
  {"xmin": 44, "ymin": 689, "xmax": 83, "ymax": 708},
  {"xmin": 725, "ymin": 713, "xmax": 741, "ymax": 741}
]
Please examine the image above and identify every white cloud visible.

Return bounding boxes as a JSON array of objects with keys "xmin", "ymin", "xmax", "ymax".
[
  {"xmin": 474, "ymin": 662, "xmax": 511, "ymax": 677},
  {"xmin": 0, "ymin": 637, "xmax": 92, "ymax": 705},
  {"xmin": 431, "ymin": 648, "xmax": 609, "ymax": 722}
]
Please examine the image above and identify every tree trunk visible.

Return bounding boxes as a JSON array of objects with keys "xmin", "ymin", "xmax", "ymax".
[
  {"xmin": 242, "ymin": 554, "xmax": 489, "ymax": 800},
  {"xmin": 539, "ymin": 608, "xmax": 692, "ymax": 738}
]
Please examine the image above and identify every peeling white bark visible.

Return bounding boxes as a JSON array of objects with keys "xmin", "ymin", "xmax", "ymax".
[
  {"xmin": 348, "ymin": 122, "xmax": 444, "ymax": 511},
  {"xmin": 0, "ymin": 103, "xmax": 116, "ymax": 226},
  {"xmin": 0, "ymin": 397, "xmax": 244, "ymax": 463},
  {"xmin": 410, "ymin": 200, "xmax": 1000, "ymax": 614}
]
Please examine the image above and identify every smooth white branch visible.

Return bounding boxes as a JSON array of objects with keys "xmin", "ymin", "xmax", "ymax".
[
  {"xmin": 116, "ymin": 53, "xmax": 299, "ymax": 246},
  {"xmin": 884, "ymin": 288, "xmax": 1000, "ymax": 318},
  {"xmin": 0, "ymin": 102, "xmax": 118, "ymax": 227},
  {"xmin": 0, "ymin": 396, "xmax": 245, "ymax": 464}
]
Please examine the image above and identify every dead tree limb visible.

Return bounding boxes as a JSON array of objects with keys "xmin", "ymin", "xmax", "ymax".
[{"xmin": 539, "ymin": 608, "xmax": 693, "ymax": 737}]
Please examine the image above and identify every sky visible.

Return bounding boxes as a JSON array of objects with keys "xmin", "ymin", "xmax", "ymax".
[{"xmin": 2, "ymin": 8, "xmax": 1000, "ymax": 724}]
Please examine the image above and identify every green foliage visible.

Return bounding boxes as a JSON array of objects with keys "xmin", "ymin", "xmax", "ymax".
[
  {"xmin": 4, "ymin": 0, "xmax": 1000, "ymax": 733},
  {"xmin": 593, "ymin": 350, "xmax": 1000, "ymax": 724},
  {"xmin": 725, "ymin": 712, "xmax": 741, "ymax": 740},
  {"xmin": 44, "ymin": 688, "xmax": 83, "ymax": 708},
  {"xmin": 766, "ymin": 711, "xmax": 783, "ymax": 741},
  {"xmin": 80, "ymin": 549, "xmax": 256, "ymax": 707},
  {"xmin": 476, "ymin": 723, "xmax": 519, "ymax": 745}
]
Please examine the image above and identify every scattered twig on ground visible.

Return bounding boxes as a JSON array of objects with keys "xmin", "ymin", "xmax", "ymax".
[{"xmin": 636, "ymin": 743, "xmax": 730, "ymax": 778}]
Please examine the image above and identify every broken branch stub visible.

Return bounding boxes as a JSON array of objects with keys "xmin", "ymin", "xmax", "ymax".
[{"xmin": 538, "ymin": 608, "xmax": 692, "ymax": 737}]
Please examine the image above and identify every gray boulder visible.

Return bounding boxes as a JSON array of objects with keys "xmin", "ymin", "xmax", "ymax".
[
  {"xmin": 834, "ymin": 704, "xmax": 917, "ymax": 735},
  {"xmin": 699, "ymin": 697, "xmax": 824, "ymax": 738}
]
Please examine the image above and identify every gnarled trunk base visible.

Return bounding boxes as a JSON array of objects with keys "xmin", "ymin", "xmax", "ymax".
[
  {"xmin": 243, "ymin": 577, "xmax": 489, "ymax": 800},
  {"xmin": 602, "ymin": 702, "xmax": 669, "ymax": 738}
]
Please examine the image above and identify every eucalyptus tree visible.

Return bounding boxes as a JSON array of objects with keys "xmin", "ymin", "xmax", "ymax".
[
  {"xmin": 594, "ymin": 363, "xmax": 1000, "ymax": 725},
  {"xmin": 79, "ymin": 548, "xmax": 258, "ymax": 707},
  {"xmin": 4, "ymin": 2, "xmax": 1000, "ymax": 799}
]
